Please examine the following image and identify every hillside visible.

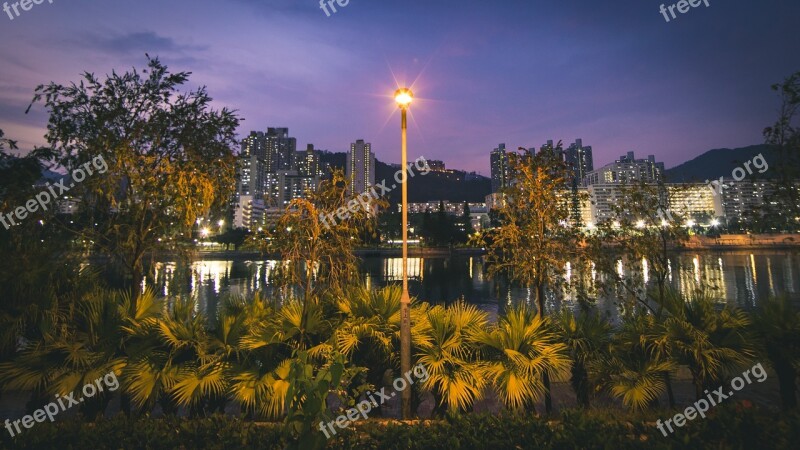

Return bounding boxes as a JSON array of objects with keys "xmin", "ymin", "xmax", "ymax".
[
  {"xmin": 664, "ymin": 144, "xmax": 783, "ymax": 182},
  {"xmin": 319, "ymin": 152, "xmax": 491, "ymax": 203}
]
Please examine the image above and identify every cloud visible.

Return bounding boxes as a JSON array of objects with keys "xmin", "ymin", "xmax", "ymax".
[{"xmin": 88, "ymin": 31, "xmax": 208, "ymax": 55}]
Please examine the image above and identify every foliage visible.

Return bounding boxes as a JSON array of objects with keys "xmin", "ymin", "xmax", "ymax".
[
  {"xmin": 473, "ymin": 305, "xmax": 570, "ymax": 412},
  {"xmin": 28, "ymin": 57, "xmax": 240, "ymax": 287},
  {"xmin": 555, "ymin": 308, "xmax": 612, "ymax": 407},
  {"xmin": 334, "ymin": 285, "xmax": 401, "ymax": 400},
  {"xmin": 761, "ymin": 71, "xmax": 800, "ymax": 231},
  {"xmin": 657, "ymin": 290, "xmax": 755, "ymax": 400},
  {"xmin": 3, "ymin": 407, "xmax": 799, "ymax": 450},
  {"xmin": 0, "ymin": 129, "xmax": 79, "ymax": 364},
  {"xmin": 413, "ymin": 302, "xmax": 487, "ymax": 415},
  {"xmin": 283, "ymin": 350, "xmax": 347, "ymax": 450},
  {"xmin": 598, "ymin": 311, "xmax": 676, "ymax": 411},
  {"xmin": 475, "ymin": 144, "xmax": 585, "ymax": 317},
  {"xmin": 751, "ymin": 296, "xmax": 800, "ymax": 409}
]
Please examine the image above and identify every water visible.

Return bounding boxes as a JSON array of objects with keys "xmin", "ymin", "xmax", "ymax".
[{"xmin": 149, "ymin": 250, "xmax": 800, "ymax": 320}]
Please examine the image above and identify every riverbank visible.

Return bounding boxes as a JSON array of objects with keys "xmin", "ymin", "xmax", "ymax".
[
  {"xmin": 190, "ymin": 246, "xmax": 486, "ymax": 260},
  {"xmin": 83, "ymin": 234, "xmax": 800, "ymax": 264},
  {"xmin": 683, "ymin": 233, "xmax": 800, "ymax": 250},
  {"xmin": 189, "ymin": 234, "xmax": 800, "ymax": 260}
]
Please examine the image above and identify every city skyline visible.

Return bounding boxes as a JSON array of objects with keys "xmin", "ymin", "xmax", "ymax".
[{"xmin": 0, "ymin": 0, "xmax": 798, "ymax": 174}]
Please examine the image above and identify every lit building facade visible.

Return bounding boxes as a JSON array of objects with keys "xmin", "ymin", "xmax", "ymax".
[
  {"xmin": 490, "ymin": 143, "xmax": 510, "ymax": 193},
  {"xmin": 584, "ymin": 152, "xmax": 665, "ymax": 186},
  {"xmin": 346, "ymin": 139, "xmax": 375, "ymax": 196}
]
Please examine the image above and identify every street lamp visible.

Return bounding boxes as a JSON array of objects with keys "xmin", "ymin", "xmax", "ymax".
[{"xmin": 395, "ymin": 87, "xmax": 413, "ymax": 419}]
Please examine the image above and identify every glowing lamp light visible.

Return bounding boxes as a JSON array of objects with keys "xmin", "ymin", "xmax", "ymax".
[
  {"xmin": 201, "ymin": 228, "xmax": 210, "ymax": 237},
  {"xmin": 394, "ymin": 88, "xmax": 413, "ymax": 109},
  {"xmin": 711, "ymin": 219, "xmax": 720, "ymax": 227}
]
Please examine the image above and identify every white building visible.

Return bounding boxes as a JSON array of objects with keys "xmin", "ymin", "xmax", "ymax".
[
  {"xmin": 233, "ymin": 195, "xmax": 265, "ymax": 230},
  {"xmin": 584, "ymin": 152, "xmax": 665, "ymax": 187}
]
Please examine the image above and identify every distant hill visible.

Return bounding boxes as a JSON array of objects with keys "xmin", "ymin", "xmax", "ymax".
[
  {"xmin": 319, "ymin": 152, "xmax": 491, "ymax": 203},
  {"xmin": 664, "ymin": 144, "xmax": 784, "ymax": 182}
]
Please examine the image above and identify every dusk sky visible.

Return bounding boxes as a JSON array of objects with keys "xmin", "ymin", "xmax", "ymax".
[{"xmin": 0, "ymin": 0, "xmax": 798, "ymax": 174}]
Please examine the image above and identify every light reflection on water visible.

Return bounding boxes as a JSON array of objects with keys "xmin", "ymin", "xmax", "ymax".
[{"xmin": 147, "ymin": 251, "xmax": 800, "ymax": 320}]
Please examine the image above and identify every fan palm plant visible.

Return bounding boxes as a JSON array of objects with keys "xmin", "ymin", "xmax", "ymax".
[
  {"xmin": 333, "ymin": 285, "xmax": 401, "ymax": 412},
  {"xmin": 414, "ymin": 302, "xmax": 487, "ymax": 415},
  {"xmin": 600, "ymin": 311, "xmax": 676, "ymax": 411},
  {"xmin": 473, "ymin": 304, "xmax": 569, "ymax": 413},
  {"xmin": 0, "ymin": 288, "xmax": 162, "ymax": 418},
  {"xmin": 555, "ymin": 308, "xmax": 612, "ymax": 408},
  {"xmin": 658, "ymin": 290, "xmax": 755, "ymax": 400},
  {"xmin": 751, "ymin": 296, "xmax": 800, "ymax": 409},
  {"xmin": 232, "ymin": 294, "xmax": 333, "ymax": 419},
  {"xmin": 122, "ymin": 295, "xmax": 210, "ymax": 415}
]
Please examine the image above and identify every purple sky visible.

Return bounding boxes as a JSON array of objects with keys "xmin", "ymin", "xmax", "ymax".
[{"xmin": 0, "ymin": 0, "xmax": 798, "ymax": 174}]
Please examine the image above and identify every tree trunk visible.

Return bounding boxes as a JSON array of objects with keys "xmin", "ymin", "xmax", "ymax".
[
  {"xmin": 775, "ymin": 360, "xmax": 798, "ymax": 410},
  {"xmin": 572, "ymin": 361, "xmax": 590, "ymax": 408},
  {"xmin": 664, "ymin": 371, "xmax": 675, "ymax": 408},
  {"xmin": 536, "ymin": 279, "xmax": 553, "ymax": 413}
]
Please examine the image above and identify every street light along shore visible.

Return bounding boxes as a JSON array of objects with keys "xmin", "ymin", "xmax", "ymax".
[{"xmin": 394, "ymin": 87, "xmax": 413, "ymax": 420}]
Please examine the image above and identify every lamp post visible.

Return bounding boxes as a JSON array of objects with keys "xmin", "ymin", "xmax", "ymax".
[{"xmin": 394, "ymin": 87, "xmax": 413, "ymax": 419}]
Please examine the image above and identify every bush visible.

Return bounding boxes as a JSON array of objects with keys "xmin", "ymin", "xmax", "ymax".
[{"xmin": 1, "ymin": 406, "xmax": 798, "ymax": 449}]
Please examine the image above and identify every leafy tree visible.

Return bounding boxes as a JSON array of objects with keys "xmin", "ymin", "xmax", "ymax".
[
  {"xmin": 589, "ymin": 182, "xmax": 690, "ymax": 314},
  {"xmin": 474, "ymin": 143, "xmax": 584, "ymax": 412},
  {"xmin": 0, "ymin": 129, "xmax": 77, "ymax": 363},
  {"xmin": 260, "ymin": 169, "xmax": 379, "ymax": 304},
  {"xmin": 761, "ymin": 71, "xmax": 800, "ymax": 231},
  {"xmin": 28, "ymin": 57, "xmax": 240, "ymax": 290}
]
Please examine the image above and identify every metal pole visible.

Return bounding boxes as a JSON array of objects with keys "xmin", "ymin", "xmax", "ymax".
[{"xmin": 400, "ymin": 106, "xmax": 412, "ymax": 419}]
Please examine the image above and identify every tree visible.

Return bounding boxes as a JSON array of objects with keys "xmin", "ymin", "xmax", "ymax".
[
  {"xmin": 599, "ymin": 312, "xmax": 676, "ymax": 411},
  {"xmin": 589, "ymin": 182, "xmax": 690, "ymax": 315},
  {"xmin": 761, "ymin": 72, "xmax": 800, "ymax": 231},
  {"xmin": 454, "ymin": 201, "xmax": 472, "ymax": 244},
  {"xmin": 475, "ymin": 143, "xmax": 584, "ymax": 412},
  {"xmin": 0, "ymin": 129, "xmax": 80, "ymax": 366},
  {"xmin": 752, "ymin": 296, "xmax": 800, "ymax": 409},
  {"xmin": 259, "ymin": 169, "xmax": 381, "ymax": 307},
  {"xmin": 29, "ymin": 57, "xmax": 240, "ymax": 291}
]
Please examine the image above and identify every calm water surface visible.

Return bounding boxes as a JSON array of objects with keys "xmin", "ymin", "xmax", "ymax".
[{"xmin": 148, "ymin": 250, "xmax": 800, "ymax": 321}]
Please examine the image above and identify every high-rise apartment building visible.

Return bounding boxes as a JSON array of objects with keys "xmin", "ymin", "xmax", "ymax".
[
  {"xmin": 564, "ymin": 139, "xmax": 594, "ymax": 186},
  {"xmin": 490, "ymin": 143, "xmax": 510, "ymax": 193},
  {"xmin": 263, "ymin": 127, "xmax": 297, "ymax": 172},
  {"xmin": 346, "ymin": 139, "xmax": 375, "ymax": 196},
  {"xmin": 237, "ymin": 154, "xmax": 266, "ymax": 199},
  {"xmin": 584, "ymin": 151, "xmax": 665, "ymax": 186},
  {"xmin": 242, "ymin": 131, "xmax": 267, "ymax": 160},
  {"xmin": 297, "ymin": 144, "xmax": 323, "ymax": 179}
]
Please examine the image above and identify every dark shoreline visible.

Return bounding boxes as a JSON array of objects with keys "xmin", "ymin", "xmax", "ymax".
[{"xmin": 84, "ymin": 234, "xmax": 800, "ymax": 263}]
